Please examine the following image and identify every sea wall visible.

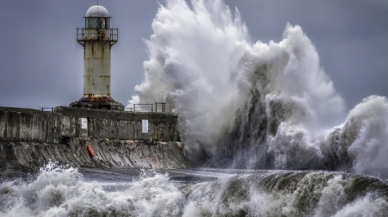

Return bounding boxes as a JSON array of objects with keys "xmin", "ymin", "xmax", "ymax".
[
  {"xmin": 0, "ymin": 106, "xmax": 179, "ymax": 143},
  {"xmin": 0, "ymin": 106, "xmax": 191, "ymax": 172}
]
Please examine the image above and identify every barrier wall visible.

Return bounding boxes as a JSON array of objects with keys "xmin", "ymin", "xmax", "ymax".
[
  {"xmin": 0, "ymin": 106, "xmax": 191, "ymax": 172},
  {"xmin": 0, "ymin": 106, "xmax": 179, "ymax": 143}
]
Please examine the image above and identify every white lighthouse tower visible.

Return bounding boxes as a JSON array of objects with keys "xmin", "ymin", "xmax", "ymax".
[{"xmin": 70, "ymin": 5, "xmax": 124, "ymax": 111}]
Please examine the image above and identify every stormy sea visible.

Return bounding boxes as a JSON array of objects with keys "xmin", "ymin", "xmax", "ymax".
[{"xmin": 1, "ymin": 0, "xmax": 388, "ymax": 216}]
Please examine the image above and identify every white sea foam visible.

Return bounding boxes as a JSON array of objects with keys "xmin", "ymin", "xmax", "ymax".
[
  {"xmin": 0, "ymin": 164, "xmax": 185, "ymax": 217},
  {"xmin": 331, "ymin": 194, "xmax": 388, "ymax": 217},
  {"xmin": 129, "ymin": 0, "xmax": 388, "ymax": 173},
  {"xmin": 340, "ymin": 96, "xmax": 388, "ymax": 173},
  {"xmin": 130, "ymin": 0, "xmax": 250, "ymax": 157},
  {"xmin": 1, "ymin": 164, "xmax": 387, "ymax": 217}
]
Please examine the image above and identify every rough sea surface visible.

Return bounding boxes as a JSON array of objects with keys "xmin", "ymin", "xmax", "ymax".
[
  {"xmin": 0, "ymin": 164, "xmax": 387, "ymax": 217},
  {"xmin": 130, "ymin": 0, "xmax": 388, "ymax": 174}
]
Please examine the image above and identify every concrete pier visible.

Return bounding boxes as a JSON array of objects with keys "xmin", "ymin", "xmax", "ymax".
[{"xmin": 0, "ymin": 106, "xmax": 191, "ymax": 172}]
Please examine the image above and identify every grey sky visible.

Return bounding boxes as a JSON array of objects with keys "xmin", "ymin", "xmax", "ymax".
[{"xmin": 1, "ymin": 0, "xmax": 387, "ymax": 113}]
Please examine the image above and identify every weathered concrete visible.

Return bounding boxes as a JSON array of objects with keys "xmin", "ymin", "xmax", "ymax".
[
  {"xmin": 0, "ymin": 139, "xmax": 190, "ymax": 173},
  {"xmin": 0, "ymin": 106, "xmax": 179, "ymax": 143},
  {"xmin": 0, "ymin": 106, "xmax": 191, "ymax": 172}
]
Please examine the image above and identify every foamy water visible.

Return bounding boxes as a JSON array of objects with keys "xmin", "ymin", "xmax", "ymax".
[
  {"xmin": 129, "ymin": 0, "xmax": 388, "ymax": 174},
  {"xmin": 0, "ymin": 163, "xmax": 387, "ymax": 217},
  {"xmin": 0, "ymin": 163, "xmax": 184, "ymax": 217}
]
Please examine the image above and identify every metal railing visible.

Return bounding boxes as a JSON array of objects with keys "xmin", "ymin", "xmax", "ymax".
[
  {"xmin": 155, "ymin": 102, "xmax": 166, "ymax": 113},
  {"xmin": 40, "ymin": 107, "xmax": 54, "ymax": 112},
  {"xmin": 133, "ymin": 104, "xmax": 154, "ymax": 112},
  {"xmin": 76, "ymin": 28, "xmax": 118, "ymax": 46},
  {"xmin": 127, "ymin": 102, "xmax": 168, "ymax": 113}
]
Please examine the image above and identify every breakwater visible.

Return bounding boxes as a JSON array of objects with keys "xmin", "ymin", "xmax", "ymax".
[{"xmin": 0, "ymin": 106, "xmax": 191, "ymax": 172}]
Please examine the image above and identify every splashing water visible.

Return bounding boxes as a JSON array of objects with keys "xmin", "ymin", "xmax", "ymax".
[
  {"xmin": 129, "ymin": 0, "xmax": 388, "ymax": 173},
  {"xmin": 324, "ymin": 96, "xmax": 388, "ymax": 174},
  {"xmin": 130, "ymin": 0, "xmax": 250, "ymax": 158},
  {"xmin": 1, "ymin": 163, "xmax": 387, "ymax": 217},
  {"xmin": 0, "ymin": 164, "xmax": 185, "ymax": 217}
]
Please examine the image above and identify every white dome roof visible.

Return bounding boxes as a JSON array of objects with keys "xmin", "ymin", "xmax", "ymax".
[{"xmin": 85, "ymin": 5, "xmax": 110, "ymax": 17}]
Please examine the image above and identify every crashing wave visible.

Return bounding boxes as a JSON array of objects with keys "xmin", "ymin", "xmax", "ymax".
[
  {"xmin": 0, "ymin": 163, "xmax": 387, "ymax": 217},
  {"xmin": 129, "ymin": 0, "xmax": 388, "ymax": 174}
]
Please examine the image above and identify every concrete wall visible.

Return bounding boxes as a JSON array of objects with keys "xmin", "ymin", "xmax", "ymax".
[
  {"xmin": 0, "ymin": 106, "xmax": 190, "ymax": 172},
  {"xmin": 0, "ymin": 139, "xmax": 190, "ymax": 172},
  {"xmin": 0, "ymin": 106, "xmax": 179, "ymax": 143}
]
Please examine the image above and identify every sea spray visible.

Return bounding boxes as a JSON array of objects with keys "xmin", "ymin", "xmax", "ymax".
[
  {"xmin": 129, "ymin": 0, "xmax": 250, "ymax": 162},
  {"xmin": 1, "ymin": 163, "xmax": 387, "ymax": 217},
  {"xmin": 0, "ymin": 164, "xmax": 185, "ymax": 217},
  {"xmin": 321, "ymin": 96, "xmax": 388, "ymax": 173},
  {"xmin": 182, "ymin": 171, "xmax": 388, "ymax": 217},
  {"xmin": 129, "ymin": 0, "xmax": 388, "ymax": 174}
]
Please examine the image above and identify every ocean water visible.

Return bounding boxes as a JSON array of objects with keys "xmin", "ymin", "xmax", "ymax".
[
  {"xmin": 0, "ymin": 163, "xmax": 387, "ymax": 217},
  {"xmin": 129, "ymin": 0, "xmax": 388, "ymax": 173}
]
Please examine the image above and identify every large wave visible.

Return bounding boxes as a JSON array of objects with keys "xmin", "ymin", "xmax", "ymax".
[
  {"xmin": 1, "ymin": 164, "xmax": 387, "ymax": 217},
  {"xmin": 0, "ymin": 163, "xmax": 185, "ymax": 217},
  {"xmin": 129, "ymin": 0, "xmax": 388, "ymax": 173}
]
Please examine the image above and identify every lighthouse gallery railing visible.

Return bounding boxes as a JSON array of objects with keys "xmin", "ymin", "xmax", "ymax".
[{"xmin": 76, "ymin": 28, "xmax": 118, "ymax": 46}]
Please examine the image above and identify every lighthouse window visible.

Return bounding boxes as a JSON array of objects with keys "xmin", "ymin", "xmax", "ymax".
[
  {"xmin": 99, "ymin": 18, "xmax": 109, "ymax": 29},
  {"xmin": 106, "ymin": 18, "xmax": 110, "ymax": 29},
  {"xmin": 86, "ymin": 18, "xmax": 98, "ymax": 29},
  {"xmin": 99, "ymin": 18, "xmax": 104, "ymax": 29}
]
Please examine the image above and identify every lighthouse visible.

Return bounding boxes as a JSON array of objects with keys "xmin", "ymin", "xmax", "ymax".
[{"xmin": 70, "ymin": 5, "xmax": 124, "ymax": 111}]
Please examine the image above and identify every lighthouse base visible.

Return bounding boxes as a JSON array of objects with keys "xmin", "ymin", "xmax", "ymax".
[{"xmin": 69, "ymin": 100, "xmax": 124, "ymax": 111}]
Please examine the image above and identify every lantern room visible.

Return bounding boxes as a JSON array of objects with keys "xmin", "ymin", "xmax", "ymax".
[{"xmin": 85, "ymin": 5, "xmax": 110, "ymax": 29}]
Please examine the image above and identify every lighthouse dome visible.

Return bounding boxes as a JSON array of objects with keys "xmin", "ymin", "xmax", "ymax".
[{"xmin": 85, "ymin": 5, "xmax": 110, "ymax": 17}]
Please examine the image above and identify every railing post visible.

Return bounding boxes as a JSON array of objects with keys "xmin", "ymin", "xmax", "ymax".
[
  {"xmin": 155, "ymin": 102, "xmax": 157, "ymax": 113},
  {"xmin": 134, "ymin": 104, "xmax": 136, "ymax": 112}
]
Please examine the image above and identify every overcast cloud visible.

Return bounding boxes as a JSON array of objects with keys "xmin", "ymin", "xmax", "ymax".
[{"xmin": 0, "ymin": 0, "xmax": 387, "ymax": 112}]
